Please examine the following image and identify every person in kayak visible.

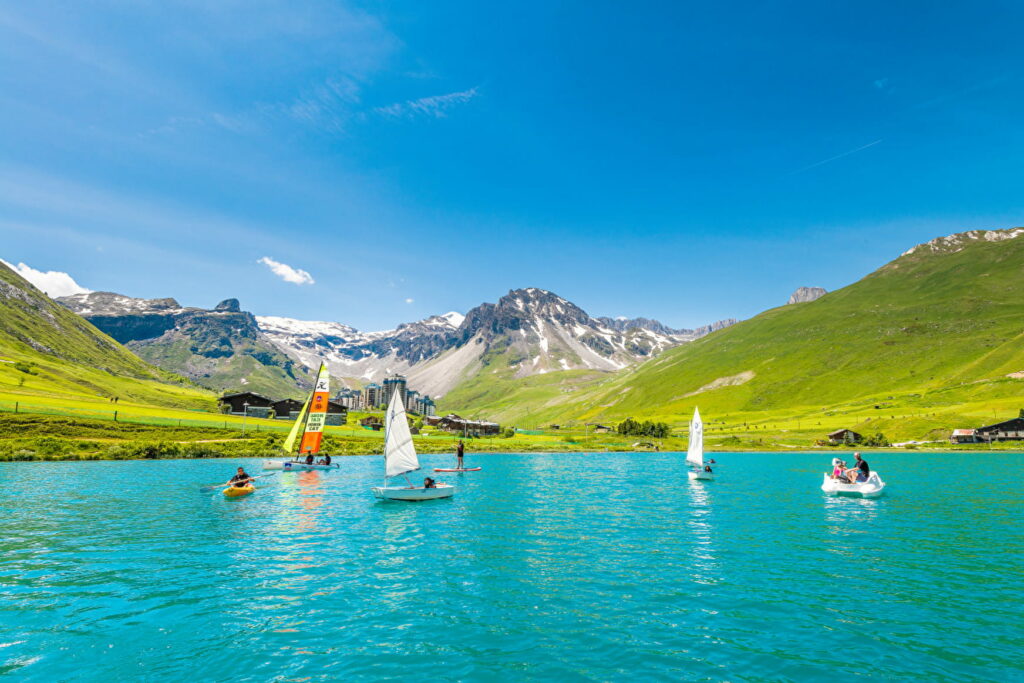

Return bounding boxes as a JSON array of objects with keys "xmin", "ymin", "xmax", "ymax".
[
  {"xmin": 456, "ymin": 440, "xmax": 465, "ymax": 469},
  {"xmin": 229, "ymin": 467, "xmax": 252, "ymax": 488}
]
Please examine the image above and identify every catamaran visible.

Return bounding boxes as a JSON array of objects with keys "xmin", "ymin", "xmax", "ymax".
[
  {"xmin": 372, "ymin": 390, "xmax": 454, "ymax": 501},
  {"xmin": 687, "ymin": 407, "xmax": 714, "ymax": 481},
  {"xmin": 262, "ymin": 363, "xmax": 340, "ymax": 472}
]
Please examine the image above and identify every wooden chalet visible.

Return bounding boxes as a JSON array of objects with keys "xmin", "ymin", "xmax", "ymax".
[
  {"xmin": 975, "ymin": 417, "xmax": 1024, "ymax": 442},
  {"xmin": 219, "ymin": 392, "xmax": 273, "ymax": 416},
  {"xmin": 325, "ymin": 400, "xmax": 348, "ymax": 426},
  {"xmin": 271, "ymin": 398, "xmax": 304, "ymax": 419},
  {"xmin": 950, "ymin": 428, "xmax": 979, "ymax": 444},
  {"xmin": 827, "ymin": 428, "xmax": 862, "ymax": 445}
]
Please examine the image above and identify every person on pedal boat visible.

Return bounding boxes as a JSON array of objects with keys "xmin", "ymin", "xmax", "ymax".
[
  {"xmin": 229, "ymin": 467, "xmax": 252, "ymax": 488},
  {"xmin": 844, "ymin": 453, "xmax": 869, "ymax": 483},
  {"xmin": 831, "ymin": 458, "xmax": 850, "ymax": 482}
]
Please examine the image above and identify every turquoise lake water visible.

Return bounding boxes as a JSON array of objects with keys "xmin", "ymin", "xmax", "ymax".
[{"xmin": 1, "ymin": 452, "xmax": 1021, "ymax": 681}]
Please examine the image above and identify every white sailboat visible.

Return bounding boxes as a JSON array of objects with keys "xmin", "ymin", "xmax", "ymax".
[
  {"xmin": 372, "ymin": 390, "xmax": 454, "ymax": 501},
  {"xmin": 262, "ymin": 363, "xmax": 340, "ymax": 472},
  {"xmin": 687, "ymin": 407, "xmax": 714, "ymax": 481}
]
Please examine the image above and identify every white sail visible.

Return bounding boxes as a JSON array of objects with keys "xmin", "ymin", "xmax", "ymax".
[
  {"xmin": 686, "ymin": 407, "xmax": 703, "ymax": 467},
  {"xmin": 384, "ymin": 389, "xmax": 419, "ymax": 478}
]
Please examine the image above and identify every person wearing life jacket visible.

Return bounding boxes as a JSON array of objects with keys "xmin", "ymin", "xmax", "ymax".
[{"xmin": 228, "ymin": 467, "xmax": 252, "ymax": 488}]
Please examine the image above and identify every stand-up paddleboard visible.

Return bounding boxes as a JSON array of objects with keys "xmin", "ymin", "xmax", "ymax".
[{"xmin": 434, "ymin": 467, "xmax": 482, "ymax": 472}]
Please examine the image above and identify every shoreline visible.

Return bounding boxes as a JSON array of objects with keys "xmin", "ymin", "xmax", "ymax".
[{"xmin": 3, "ymin": 447, "xmax": 1021, "ymax": 462}]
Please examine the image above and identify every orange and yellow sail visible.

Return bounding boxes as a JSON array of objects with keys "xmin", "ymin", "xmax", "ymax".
[{"xmin": 297, "ymin": 363, "xmax": 330, "ymax": 455}]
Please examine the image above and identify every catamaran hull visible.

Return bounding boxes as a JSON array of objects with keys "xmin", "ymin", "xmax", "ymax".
[
  {"xmin": 688, "ymin": 471, "xmax": 714, "ymax": 481},
  {"xmin": 822, "ymin": 472, "xmax": 885, "ymax": 498},
  {"xmin": 372, "ymin": 485, "xmax": 454, "ymax": 501},
  {"xmin": 262, "ymin": 460, "xmax": 340, "ymax": 472}
]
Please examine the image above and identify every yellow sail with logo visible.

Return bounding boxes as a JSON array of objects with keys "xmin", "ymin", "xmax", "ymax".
[{"xmin": 281, "ymin": 392, "xmax": 312, "ymax": 455}]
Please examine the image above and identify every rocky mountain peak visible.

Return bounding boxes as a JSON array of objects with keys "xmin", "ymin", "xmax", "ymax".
[
  {"xmin": 215, "ymin": 298, "xmax": 241, "ymax": 313},
  {"xmin": 787, "ymin": 287, "xmax": 827, "ymax": 305},
  {"xmin": 901, "ymin": 227, "xmax": 1024, "ymax": 258}
]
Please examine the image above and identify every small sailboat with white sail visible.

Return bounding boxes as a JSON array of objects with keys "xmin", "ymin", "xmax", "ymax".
[
  {"xmin": 372, "ymin": 390, "xmax": 454, "ymax": 501},
  {"xmin": 262, "ymin": 363, "xmax": 340, "ymax": 472},
  {"xmin": 687, "ymin": 407, "xmax": 714, "ymax": 481}
]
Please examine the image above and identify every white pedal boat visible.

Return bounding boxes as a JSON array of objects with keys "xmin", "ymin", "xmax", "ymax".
[
  {"xmin": 688, "ymin": 470, "xmax": 714, "ymax": 481},
  {"xmin": 822, "ymin": 472, "xmax": 885, "ymax": 498},
  {"xmin": 372, "ymin": 484, "xmax": 454, "ymax": 501},
  {"xmin": 262, "ymin": 459, "xmax": 340, "ymax": 472}
]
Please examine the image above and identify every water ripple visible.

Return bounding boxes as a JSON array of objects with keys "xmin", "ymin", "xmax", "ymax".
[{"xmin": 0, "ymin": 452, "xmax": 1021, "ymax": 681}]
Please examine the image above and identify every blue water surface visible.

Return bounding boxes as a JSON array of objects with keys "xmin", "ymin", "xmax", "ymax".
[{"xmin": 1, "ymin": 452, "xmax": 1021, "ymax": 681}]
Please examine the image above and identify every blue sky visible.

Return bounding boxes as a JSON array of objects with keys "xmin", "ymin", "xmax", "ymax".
[{"xmin": 2, "ymin": 1, "xmax": 1023, "ymax": 330}]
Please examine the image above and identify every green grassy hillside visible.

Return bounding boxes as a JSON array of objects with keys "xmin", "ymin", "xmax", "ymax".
[
  {"xmin": 0, "ymin": 262, "xmax": 215, "ymax": 410},
  {"xmin": 443, "ymin": 229, "xmax": 1024, "ymax": 439}
]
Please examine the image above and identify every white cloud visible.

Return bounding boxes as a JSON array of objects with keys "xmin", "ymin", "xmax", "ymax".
[
  {"xmin": 376, "ymin": 87, "xmax": 479, "ymax": 120},
  {"xmin": 0, "ymin": 258, "xmax": 92, "ymax": 298},
  {"xmin": 258, "ymin": 256, "xmax": 315, "ymax": 285},
  {"xmin": 405, "ymin": 298, "xmax": 414, "ymax": 304}
]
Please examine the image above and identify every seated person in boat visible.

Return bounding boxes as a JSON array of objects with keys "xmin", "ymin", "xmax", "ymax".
[
  {"xmin": 229, "ymin": 467, "xmax": 252, "ymax": 488},
  {"xmin": 424, "ymin": 477, "xmax": 437, "ymax": 489},
  {"xmin": 831, "ymin": 458, "xmax": 850, "ymax": 482},
  {"xmin": 305, "ymin": 453, "xmax": 315, "ymax": 465},
  {"xmin": 847, "ymin": 453, "xmax": 870, "ymax": 482},
  {"xmin": 703, "ymin": 464, "xmax": 713, "ymax": 473},
  {"xmin": 324, "ymin": 454, "xmax": 332, "ymax": 466}
]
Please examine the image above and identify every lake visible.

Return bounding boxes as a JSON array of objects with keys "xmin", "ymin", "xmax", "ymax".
[{"xmin": 1, "ymin": 452, "xmax": 1020, "ymax": 681}]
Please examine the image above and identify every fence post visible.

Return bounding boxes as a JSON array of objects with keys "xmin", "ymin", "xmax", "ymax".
[
  {"xmin": 14, "ymin": 402, "xmax": 17, "ymax": 414},
  {"xmin": 114, "ymin": 411, "xmax": 118, "ymax": 422}
]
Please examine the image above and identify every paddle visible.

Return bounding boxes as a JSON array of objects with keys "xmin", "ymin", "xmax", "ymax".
[{"xmin": 201, "ymin": 473, "xmax": 276, "ymax": 491}]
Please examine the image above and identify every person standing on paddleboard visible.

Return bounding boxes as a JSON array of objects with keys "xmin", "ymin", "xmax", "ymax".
[{"xmin": 456, "ymin": 440, "xmax": 465, "ymax": 469}]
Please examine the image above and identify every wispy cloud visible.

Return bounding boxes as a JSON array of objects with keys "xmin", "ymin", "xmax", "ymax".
[
  {"xmin": 0, "ymin": 258, "xmax": 91, "ymax": 297},
  {"xmin": 786, "ymin": 139, "xmax": 883, "ymax": 176},
  {"xmin": 258, "ymin": 256, "xmax": 315, "ymax": 285},
  {"xmin": 405, "ymin": 297, "xmax": 414, "ymax": 304},
  {"xmin": 375, "ymin": 87, "xmax": 479, "ymax": 120}
]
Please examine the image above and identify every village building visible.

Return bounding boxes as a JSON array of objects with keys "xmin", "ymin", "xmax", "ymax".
[
  {"xmin": 589, "ymin": 424, "xmax": 612, "ymax": 434},
  {"xmin": 382, "ymin": 375, "xmax": 408, "ymax": 409},
  {"xmin": 271, "ymin": 398, "xmax": 304, "ymax": 420},
  {"xmin": 405, "ymin": 389, "xmax": 421, "ymax": 414},
  {"xmin": 950, "ymin": 428, "xmax": 979, "ymax": 444},
  {"xmin": 324, "ymin": 400, "xmax": 348, "ymax": 426},
  {"xmin": 334, "ymin": 388, "xmax": 362, "ymax": 410},
  {"xmin": 428, "ymin": 413, "xmax": 501, "ymax": 436},
  {"xmin": 975, "ymin": 417, "xmax": 1024, "ymax": 442},
  {"xmin": 360, "ymin": 415, "xmax": 383, "ymax": 431},
  {"xmin": 827, "ymin": 428, "xmax": 862, "ymax": 445},
  {"xmin": 363, "ymin": 382, "xmax": 382, "ymax": 409},
  {"xmin": 219, "ymin": 392, "xmax": 273, "ymax": 417}
]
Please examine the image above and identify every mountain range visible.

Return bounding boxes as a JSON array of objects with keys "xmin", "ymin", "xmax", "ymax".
[
  {"xmin": 451, "ymin": 227, "xmax": 1024, "ymax": 425},
  {"xmin": 0, "ymin": 262, "xmax": 212, "ymax": 409},
  {"xmin": 57, "ymin": 287, "xmax": 736, "ymax": 399}
]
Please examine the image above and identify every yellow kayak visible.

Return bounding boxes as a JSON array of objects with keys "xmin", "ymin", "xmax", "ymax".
[{"xmin": 223, "ymin": 485, "xmax": 255, "ymax": 497}]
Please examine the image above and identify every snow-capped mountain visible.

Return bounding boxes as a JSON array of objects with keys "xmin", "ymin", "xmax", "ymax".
[
  {"xmin": 57, "ymin": 292, "xmax": 308, "ymax": 397},
  {"xmin": 57, "ymin": 287, "xmax": 735, "ymax": 399},
  {"xmin": 255, "ymin": 288, "xmax": 736, "ymax": 398},
  {"xmin": 256, "ymin": 312, "xmax": 465, "ymax": 386}
]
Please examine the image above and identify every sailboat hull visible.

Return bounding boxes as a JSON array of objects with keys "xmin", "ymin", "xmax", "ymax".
[
  {"xmin": 262, "ymin": 459, "xmax": 339, "ymax": 472},
  {"xmin": 372, "ymin": 485, "xmax": 454, "ymax": 501},
  {"xmin": 688, "ymin": 471, "xmax": 714, "ymax": 481}
]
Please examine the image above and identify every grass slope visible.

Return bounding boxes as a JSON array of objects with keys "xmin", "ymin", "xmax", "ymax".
[
  {"xmin": 443, "ymin": 229, "xmax": 1024, "ymax": 442},
  {"xmin": 0, "ymin": 262, "xmax": 214, "ymax": 410}
]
